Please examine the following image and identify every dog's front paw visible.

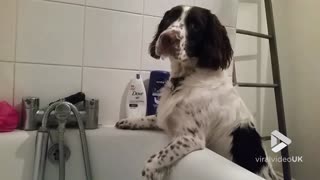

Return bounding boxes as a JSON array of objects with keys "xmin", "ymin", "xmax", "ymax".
[
  {"xmin": 115, "ymin": 119, "xmax": 132, "ymax": 129},
  {"xmin": 142, "ymin": 167, "xmax": 163, "ymax": 180}
]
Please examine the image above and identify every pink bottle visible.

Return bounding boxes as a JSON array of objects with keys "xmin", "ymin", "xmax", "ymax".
[{"xmin": 0, "ymin": 101, "xmax": 19, "ymax": 132}]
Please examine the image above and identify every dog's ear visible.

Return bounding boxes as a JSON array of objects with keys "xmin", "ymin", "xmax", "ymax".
[
  {"xmin": 149, "ymin": 10, "xmax": 171, "ymax": 59},
  {"xmin": 149, "ymin": 6, "xmax": 183, "ymax": 59},
  {"xmin": 197, "ymin": 13, "xmax": 233, "ymax": 70},
  {"xmin": 149, "ymin": 25, "xmax": 162, "ymax": 59}
]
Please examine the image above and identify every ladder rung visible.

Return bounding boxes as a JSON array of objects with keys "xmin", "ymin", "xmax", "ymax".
[
  {"xmin": 262, "ymin": 136, "xmax": 271, "ymax": 141},
  {"xmin": 236, "ymin": 29, "xmax": 272, "ymax": 39},
  {"xmin": 236, "ymin": 82, "xmax": 279, "ymax": 88}
]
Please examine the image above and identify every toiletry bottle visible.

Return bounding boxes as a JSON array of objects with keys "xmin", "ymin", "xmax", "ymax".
[
  {"xmin": 49, "ymin": 92, "xmax": 86, "ymax": 105},
  {"xmin": 125, "ymin": 74, "xmax": 147, "ymax": 118},
  {"xmin": 147, "ymin": 71, "xmax": 170, "ymax": 115}
]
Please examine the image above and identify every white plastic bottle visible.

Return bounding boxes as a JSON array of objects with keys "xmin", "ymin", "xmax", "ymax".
[{"xmin": 125, "ymin": 74, "xmax": 147, "ymax": 118}]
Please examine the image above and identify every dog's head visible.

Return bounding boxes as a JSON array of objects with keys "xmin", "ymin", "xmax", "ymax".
[{"xmin": 149, "ymin": 6, "xmax": 233, "ymax": 70}]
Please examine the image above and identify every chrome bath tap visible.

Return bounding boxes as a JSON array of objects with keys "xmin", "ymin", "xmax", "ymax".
[
  {"xmin": 32, "ymin": 101, "xmax": 93, "ymax": 180},
  {"xmin": 20, "ymin": 97, "xmax": 99, "ymax": 130}
]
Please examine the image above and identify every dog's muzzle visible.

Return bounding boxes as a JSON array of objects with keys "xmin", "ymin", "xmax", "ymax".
[{"xmin": 156, "ymin": 30, "xmax": 181, "ymax": 57}]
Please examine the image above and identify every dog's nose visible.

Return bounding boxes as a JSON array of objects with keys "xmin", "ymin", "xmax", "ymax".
[
  {"xmin": 157, "ymin": 30, "xmax": 181, "ymax": 56},
  {"xmin": 160, "ymin": 33, "xmax": 174, "ymax": 47},
  {"xmin": 159, "ymin": 31, "xmax": 180, "ymax": 47}
]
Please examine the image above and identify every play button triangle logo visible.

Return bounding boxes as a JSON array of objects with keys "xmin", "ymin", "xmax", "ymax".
[{"xmin": 271, "ymin": 130, "xmax": 292, "ymax": 153}]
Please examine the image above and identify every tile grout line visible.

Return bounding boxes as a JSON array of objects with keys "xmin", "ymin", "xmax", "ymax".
[
  {"xmin": 85, "ymin": 66, "xmax": 141, "ymax": 72},
  {"xmin": 43, "ymin": 0, "xmax": 163, "ymax": 19},
  {"xmin": 13, "ymin": 61, "xmax": 146, "ymax": 72},
  {"xmin": 0, "ymin": 59, "xmax": 15, "ymax": 63},
  {"xmin": 12, "ymin": 0, "xmax": 19, "ymax": 106},
  {"xmin": 80, "ymin": 1, "xmax": 87, "ymax": 92},
  {"xmin": 14, "ymin": 61, "xmax": 83, "ymax": 67},
  {"xmin": 0, "ymin": 59, "xmax": 174, "ymax": 71},
  {"xmin": 43, "ymin": 0, "xmax": 83, "ymax": 6},
  {"xmin": 138, "ymin": 0, "xmax": 146, "ymax": 74}
]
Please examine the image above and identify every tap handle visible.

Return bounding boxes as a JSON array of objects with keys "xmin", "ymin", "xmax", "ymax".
[
  {"xmin": 22, "ymin": 97, "xmax": 40, "ymax": 109},
  {"xmin": 86, "ymin": 99, "xmax": 99, "ymax": 129},
  {"xmin": 21, "ymin": 97, "xmax": 40, "ymax": 130}
]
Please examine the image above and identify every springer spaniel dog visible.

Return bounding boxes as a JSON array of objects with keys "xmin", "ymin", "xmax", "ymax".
[{"xmin": 116, "ymin": 5, "xmax": 278, "ymax": 180}]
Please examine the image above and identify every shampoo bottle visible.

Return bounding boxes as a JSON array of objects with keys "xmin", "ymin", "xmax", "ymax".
[
  {"xmin": 147, "ymin": 71, "xmax": 170, "ymax": 115},
  {"xmin": 125, "ymin": 74, "xmax": 147, "ymax": 118}
]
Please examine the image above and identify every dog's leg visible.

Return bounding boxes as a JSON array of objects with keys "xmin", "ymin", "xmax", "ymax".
[
  {"xmin": 142, "ymin": 135, "xmax": 205, "ymax": 180},
  {"xmin": 115, "ymin": 115, "xmax": 159, "ymax": 130}
]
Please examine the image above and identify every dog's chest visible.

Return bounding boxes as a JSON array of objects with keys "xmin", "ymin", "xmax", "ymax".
[{"xmin": 156, "ymin": 83, "xmax": 186, "ymax": 130}]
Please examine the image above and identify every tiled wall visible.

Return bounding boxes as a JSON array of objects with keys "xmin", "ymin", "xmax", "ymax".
[{"xmin": 0, "ymin": 0, "xmax": 239, "ymax": 126}]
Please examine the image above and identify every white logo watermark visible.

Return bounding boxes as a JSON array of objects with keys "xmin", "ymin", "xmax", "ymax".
[
  {"xmin": 256, "ymin": 156, "xmax": 303, "ymax": 163},
  {"xmin": 256, "ymin": 130, "xmax": 303, "ymax": 163},
  {"xmin": 271, "ymin": 130, "xmax": 292, "ymax": 153}
]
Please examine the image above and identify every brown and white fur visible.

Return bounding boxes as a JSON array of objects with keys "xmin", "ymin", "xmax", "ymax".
[{"xmin": 116, "ymin": 5, "xmax": 278, "ymax": 180}]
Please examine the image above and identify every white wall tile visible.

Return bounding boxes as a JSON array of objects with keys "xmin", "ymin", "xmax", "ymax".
[
  {"xmin": 140, "ymin": 16, "xmax": 171, "ymax": 71},
  {"xmin": 47, "ymin": 0, "xmax": 85, "ymax": 5},
  {"xmin": 84, "ymin": 7, "xmax": 143, "ymax": 69},
  {"xmin": 234, "ymin": 35, "xmax": 258, "ymax": 57},
  {"xmin": 87, "ymin": 0, "xmax": 143, "ymax": 13},
  {"xmin": 234, "ymin": 60, "xmax": 258, "ymax": 117},
  {"xmin": 140, "ymin": 71, "xmax": 151, "ymax": 93},
  {"xmin": 82, "ymin": 68, "xmax": 139, "ymax": 125},
  {"xmin": 14, "ymin": 63, "xmax": 82, "ymax": 107},
  {"xmin": 235, "ymin": 59, "xmax": 257, "ymax": 83},
  {"xmin": 16, "ymin": 0, "xmax": 84, "ymax": 65},
  {"xmin": 170, "ymin": 0, "xmax": 194, "ymax": 8},
  {"xmin": 0, "ymin": 0, "xmax": 16, "ymax": 61},
  {"xmin": 236, "ymin": 2, "xmax": 258, "ymax": 31},
  {"xmin": 226, "ymin": 27, "xmax": 236, "ymax": 76},
  {"xmin": 236, "ymin": 86, "xmax": 257, "ymax": 120},
  {"xmin": 195, "ymin": 0, "xmax": 238, "ymax": 28},
  {"xmin": 227, "ymin": 28, "xmax": 236, "ymax": 51},
  {"xmin": 0, "ymin": 62, "xmax": 14, "ymax": 104},
  {"xmin": 234, "ymin": 2, "xmax": 258, "ymax": 57},
  {"xmin": 144, "ymin": 0, "xmax": 167, "ymax": 17},
  {"xmin": 144, "ymin": 0, "xmax": 194, "ymax": 17}
]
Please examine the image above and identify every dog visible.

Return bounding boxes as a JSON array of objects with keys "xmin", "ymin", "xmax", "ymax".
[{"xmin": 116, "ymin": 5, "xmax": 278, "ymax": 180}]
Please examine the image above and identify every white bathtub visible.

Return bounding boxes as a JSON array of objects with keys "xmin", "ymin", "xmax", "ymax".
[{"xmin": 0, "ymin": 127, "xmax": 263, "ymax": 180}]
